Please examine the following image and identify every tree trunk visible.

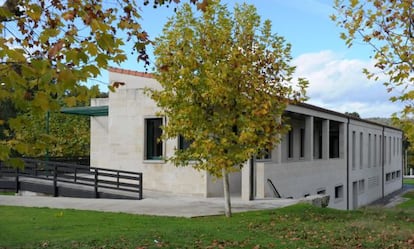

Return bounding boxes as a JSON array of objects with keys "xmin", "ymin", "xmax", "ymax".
[{"xmin": 222, "ymin": 167, "xmax": 232, "ymax": 217}]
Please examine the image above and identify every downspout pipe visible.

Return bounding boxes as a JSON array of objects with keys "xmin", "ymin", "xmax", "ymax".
[
  {"xmin": 401, "ymin": 133, "xmax": 405, "ymax": 191},
  {"xmin": 382, "ymin": 127, "xmax": 385, "ymax": 199},
  {"xmin": 346, "ymin": 117, "xmax": 350, "ymax": 210},
  {"xmin": 249, "ymin": 157, "xmax": 254, "ymax": 200}
]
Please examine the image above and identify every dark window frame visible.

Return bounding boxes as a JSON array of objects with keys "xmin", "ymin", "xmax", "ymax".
[
  {"xmin": 335, "ymin": 185, "xmax": 344, "ymax": 199},
  {"xmin": 313, "ymin": 119, "xmax": 323, "ymax": 159},
  {"xmin": 288, "ymin": 129, "xmax": 294, "ymax": 159},
  {"xmin": 352, "ymin": 131, "xmax": 356, "ymax": 170},
  {"xmin": 178, "ymin": 135, "xmax": 192, "ymax": 150},
  {"xmin": 329, "ymin": 121, "xmax": 340, "ymax": 159},
  {"xmin": 300, "ymin": 128, "xmax": 305, "ymax": 158},
  {"xmin": 360, "ymin": 132, "xmax": 363, "ymax": 169},
  {"xmin": 257, "ymin": 148, "xmax": 272, "ymax": 161},
  {"xmin": 145, "ymin": 118, "xmax": 163, "ymax": 160}
]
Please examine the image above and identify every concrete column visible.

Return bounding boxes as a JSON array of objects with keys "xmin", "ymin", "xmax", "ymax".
[
  {"xmin": 241, "ymin": 161, "xmax": 251, "ymax": 201},
  {"xmin": 305, "ymin": 116, "xmax": 314, "ymax": 161},
  {"xmin": 256, "ymin": 163, "xmax": 265, "ymax": 199},
  {"xmin": 322, "ymin": 120, "xmax": 330, "ymax": 160},
  {"xmin": 274, "ymin": 135, "xmax": 282, "ymax": 164},
  {"xmin": 274, "ymin": 116, "xmax": 283, "ymax": 164}
]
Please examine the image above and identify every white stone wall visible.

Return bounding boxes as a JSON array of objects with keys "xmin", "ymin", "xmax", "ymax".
[
  {"xmin": 262, "ymin": 159, "xmax": 347, "ymax": 209},
  {"xmin": 90, "ymin": 71, "xmax": 241, "ymax": 197},
  {"xmin": 90, "ymin": 70, "xmax": 403, "ymax": 206},
  {"xmin": 254, "ymin": 104, "xmax": 349, "ymax": 209},
  {"xmin": 207, "ymin": 171, "xmax": 241, "ymax": 197},
  {"xmin": 383, "ymin": 127, "xmax": 404, "ymax": 196},
  {"xmin": 253, "ymin": 104, "xmax": 403, "ymax": 210},
  {"xmin": 90, "ymin": 98, "xmax": 109, "ymax": 169},
  {"xmin": 348, "ymin": 120, "xmax": 384, "ymax": 208},
  {"xmin": 348, "ymin": 120, "xmax": 403, "ymax": 209}
]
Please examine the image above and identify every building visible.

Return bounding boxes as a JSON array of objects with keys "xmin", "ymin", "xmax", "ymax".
[{"xmin": 89, "ymin": 67, "xmax": 403, "ymax": 210}]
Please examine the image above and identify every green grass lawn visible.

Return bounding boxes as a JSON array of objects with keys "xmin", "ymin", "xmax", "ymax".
[
  {"xmin": 0, "ymin": 191, "xmax": 15, "ymax": 196},
  {"xmin": 398, "ymin": 191, "xmax": 414, "ymax": 210},
  {"xmin": 0, "ymin": 204, "xmax": 413, "ymax": 249},
  {"xmin": 403, "ymin": 178, "xmax": 414, "ymax": 185}
]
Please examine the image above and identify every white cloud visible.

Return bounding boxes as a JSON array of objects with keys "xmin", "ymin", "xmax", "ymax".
[{"xmin": 293, "ymin": 50, "xmax": 402, "ymax": 118}]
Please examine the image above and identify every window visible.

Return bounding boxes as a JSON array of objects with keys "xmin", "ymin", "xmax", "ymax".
[
  {"xmin": 145, "ymin": 118, "xmax": 163, "ymax": 160},
  {"xmin": 391, "ymin": 171, "xmax": 396, "ymax": 180},
  {"xmin": 314, "ymin": 119, "xmax": 323, "ymax": 159},
  {"xmin": 288, "ymin": 130, "xmax": 294, "ymax": 158},
  {"xmin": 329, "ymin": 121, "xmax": 340, "ymax": 158},
  {"xmin": 300, "ymin": 128, "xmax": 305, "ymax": 158},
  {"xmin": 396, "ymin": 137, "xmax": 400, "ymax": 156},
  {"xmin": 379, "ymin": 135, "xmax": 382, "ymax": 165},
  {"xmin": 374, "ymin": 134, "xmax": 377, "ymax": 167},
  {"xmin": 178, "ymin": 135, "xmax": 192, "ymax": 150},
  {"xmin": 368, "ymin": 133, "xmax": 371, "ymax": 168},
  {"xmin": 360, "ymin": 132, "xmax": 363, "ymax": 169},
  {"xmin": 386, "ymin": 173, "xmax": 391, "ymax": 182},
  {"xmin": 389, "ymin": 137, "xmax": 391, "ymax": 164},
  {"xmin": 396, "ymin": 170, "xmax": 401, "ymax": 178},
  {"xmin": 384, "ymin": 136, "xmax": 387, "ymax": 164},
  {"xmin": 393, "ymin": 137, "xmax": 396, "ymax": 156},
  {"xmin": 335, "ymin": 185, "xmax": 344, "ymax": 199},
  {"xmin": 397, "ymin": 138, "xmax": 400, "ymax": 154},
  {"xmin": 358, "ymin": 179, "xmax": 365, "ymax": 194},
  {"xmin": 257, "ymin": 148, "xmax": 271, "ymax": 160},
  {"xmin": 317, "ymin": 189, "xmax": 326, "ymax": 195},
  {"xmin": 352, "ymin": 131, "xmax": 356, "ymax": 170}
]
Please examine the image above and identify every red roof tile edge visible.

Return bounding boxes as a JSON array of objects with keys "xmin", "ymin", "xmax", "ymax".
[{"xmin": 108, "ymin": 67, "xmax": 155, "ymax": 79}]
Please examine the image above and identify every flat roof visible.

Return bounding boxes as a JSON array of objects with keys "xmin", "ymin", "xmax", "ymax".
[
  {"xmin": 295, "ymin": 102, "xmax": 401, "ymax": 132},
  {"xmin": 60, "ymin": 106, "xmax": 108, "ymax": 116}
]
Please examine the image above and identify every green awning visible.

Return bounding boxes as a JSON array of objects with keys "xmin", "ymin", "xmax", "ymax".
[{"xmin": 61, "ymin": 106, "xmax": 108, "ymax": 116}]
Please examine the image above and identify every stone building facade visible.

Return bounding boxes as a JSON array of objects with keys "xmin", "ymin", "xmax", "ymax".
[{"xmin": 90, "ymin": 67, "xmax": 403, "ymax": 210}]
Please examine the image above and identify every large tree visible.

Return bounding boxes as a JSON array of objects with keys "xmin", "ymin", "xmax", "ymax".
[
  {"xmin": 0, "ymin": 0, "xmax": 208, "ymax": 164},
  {"xmin": 151, "ymin": 1, "xmax": 308, "ymax": 217},
  {"xmin": 332, "ymin": 0, "xmax": 414, "ymax": 145},
  {"xmin": 0, "ymin": 0, "xmax": 148, "ymax": 163}
]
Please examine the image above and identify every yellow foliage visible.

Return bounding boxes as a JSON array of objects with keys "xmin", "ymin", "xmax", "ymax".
[
  {"xmin": 0, "ymin": 0, "xmax": 146, "ymax": 161},
  {"xmin": 151, "ymin": 1, "xmax": 308, "ymax": 178},
  {"xmin": 333, "ymin": 0, "xmax": 414, "ymax": 144}
]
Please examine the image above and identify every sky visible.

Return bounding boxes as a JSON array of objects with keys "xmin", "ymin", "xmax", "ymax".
[
  {"xmin": 96, "ymin": 0, "xmax": 402, "ymax": 119},
  {"xmin": 1, "ymin": 0, "xmax": 401, "ymax": 118}
]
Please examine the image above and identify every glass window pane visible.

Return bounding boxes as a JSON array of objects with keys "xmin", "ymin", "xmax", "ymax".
[{"xmin": 146, "ymin": 118, "xmax": 163, "ymax": 160}]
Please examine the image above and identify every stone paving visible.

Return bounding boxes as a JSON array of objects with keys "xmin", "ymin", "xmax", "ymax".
[{"xmin": 0, "ymin": 190, "xmax": 299, "ymax": 218}]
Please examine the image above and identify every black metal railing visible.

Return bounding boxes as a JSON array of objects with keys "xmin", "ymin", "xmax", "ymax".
[{"xmin": 0, "ymin": 158, "xmax": 142, "ymax": 199}]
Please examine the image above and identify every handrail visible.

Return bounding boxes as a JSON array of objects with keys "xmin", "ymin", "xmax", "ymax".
[
  {"xmin": 0, "ymin": 158, "xmax": 143, "ymax": 200},
  {"xmin": 267, "ymin": 178, "xmax": 281, "ymax": 198}
]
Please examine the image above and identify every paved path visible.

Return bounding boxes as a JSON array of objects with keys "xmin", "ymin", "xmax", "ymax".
[
  {"xmin": 2, "ymin": 185, "xmax": 412, "ymax": 217},
  {"xmin": 0, "ymin": 192, "xmax": 299, "ymax": 218},
  {"xmin": 383, "ymin": 184, "xmax": 414, "ymax": 208}
]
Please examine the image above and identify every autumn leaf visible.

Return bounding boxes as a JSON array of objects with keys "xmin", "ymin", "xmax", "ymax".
[
  {"xmin": 62, "ymin": 11, "xmax": 75, "ymax": 21},
  {"xmin": 48, "ymin": 40, "xmax": 64, "ymax": 59},
  {"xmin": 112, "ymin": 81, "xmax": 125, "ymax": 89},
  {"xmin": 196, "ymin": 0, "xmax": 210, "ymax": 11}
]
